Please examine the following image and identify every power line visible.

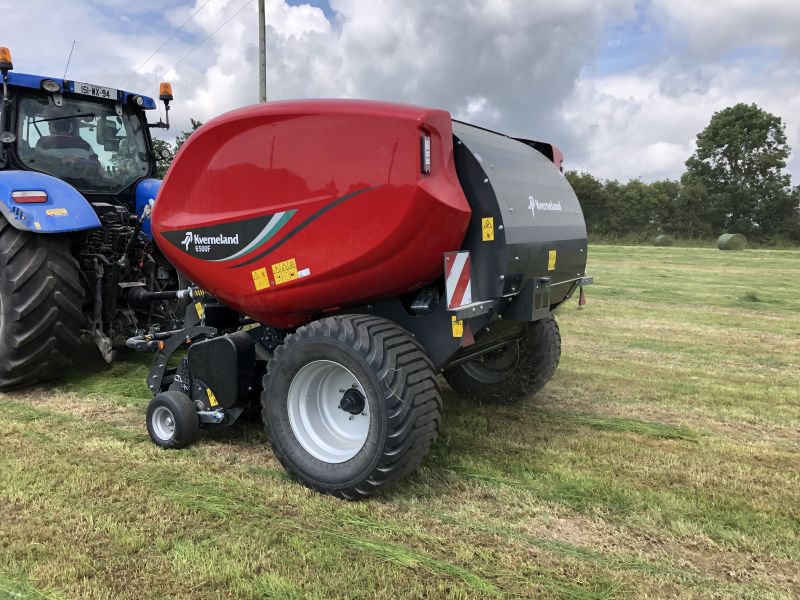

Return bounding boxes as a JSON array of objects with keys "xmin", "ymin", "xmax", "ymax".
[
  {"xmin": 121, "ymin": 0, "xmax": 215, "ymax": 87},
  {"xmin": 160, "ymin": 0, "xmax": 256, "ymax": 79}
]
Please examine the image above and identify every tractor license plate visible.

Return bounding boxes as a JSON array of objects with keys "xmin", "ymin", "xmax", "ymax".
[{"xmin": 74, "ymin": 81, "xmax": 117, "ymax": 100}]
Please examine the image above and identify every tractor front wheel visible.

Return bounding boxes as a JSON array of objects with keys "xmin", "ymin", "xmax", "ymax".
[
  {"xmin": 444, "ymin": 315, "xmax": 561, "ymax": 405},
  {"xmin": 262, "ymin": 315, "xmax": 442, "ymax": 499},
  {"xmin": 0, "ymin": 221, "xmax": 84, "ymax": 391}
]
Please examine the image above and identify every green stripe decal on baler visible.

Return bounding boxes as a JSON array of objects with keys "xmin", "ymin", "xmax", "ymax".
[{"xmin": 212, "ymin": 210, "xmax": 297, "ymax": 262}]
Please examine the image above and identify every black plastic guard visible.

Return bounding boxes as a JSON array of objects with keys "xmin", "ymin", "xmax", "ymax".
[
  {"xmin": 186, "ymin": 331, "xmax": 256, "ymax": 409},
  {"xmin": 452, "ymin": 121, "xmax": 588, "ymax": 312}
]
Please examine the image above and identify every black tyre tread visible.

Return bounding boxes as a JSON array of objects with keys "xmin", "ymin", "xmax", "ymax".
[
  {"xmin": 147, "ymin": 391, "xmax": 200, "ymax": 449},
  {"xmin": 444, "ymin": 316, "xmax": 561, "ymax": 405},
  {"xmin": 263, "ymin": 314, "xmax": 442, "ymax": 499},
  {"xmin": 0, "ymin": 220, "xmax": 84, "ymax": 390}
]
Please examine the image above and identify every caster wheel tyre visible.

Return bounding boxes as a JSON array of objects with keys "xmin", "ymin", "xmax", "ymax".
[{"xmin": 147, "ymin": 391, "xmax": 199, "ymax": 449}]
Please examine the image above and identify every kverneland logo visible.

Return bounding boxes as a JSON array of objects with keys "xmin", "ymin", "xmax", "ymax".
[
  {"xmin": 181, "ymin": 231, "xmax": 240, "ymax": 253},
  {"xmin": 163, "ymin": 210, "xmax": 298, "ymax": 262},
  {"xmin": 528, "ymin": 196, "xmax": 562, "ymax": 218}
]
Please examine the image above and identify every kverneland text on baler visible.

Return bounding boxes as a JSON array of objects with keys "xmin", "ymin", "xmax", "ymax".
[{"xmin": 128, "ymin": 99, "xmax": 592, "ymax": 499}]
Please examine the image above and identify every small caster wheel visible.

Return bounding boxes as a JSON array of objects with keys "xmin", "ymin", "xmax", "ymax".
[{"xmin": 146, "ymin": 391, "xmax": 199, "ymax": 449}]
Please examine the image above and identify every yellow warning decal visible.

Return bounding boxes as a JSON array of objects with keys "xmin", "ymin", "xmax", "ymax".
[
  {"xmin": 482, "ymin": 217, "xmax": 495, "ymax": 241},
  {"xmin": 272, "ymin": 258, "xmax": 299, "ymax": 285},
  {"xmin": 548, "ymin": 249, "xmax": 557, "ymax": 271},
  {"xmin": 206, "ymin": 387, "xmax": 219, "ymax": 407},
  {"xmin": 451, "ymin": 315, "xmax": 464, "ymax": 338},
  {"xmin": 33, "ymin": 221, "xmax": 41, "ymax": 230},
  {"xmin": 251, "ymin": 267, "xmax": 270, "ymax": 291},
  {"xmin": 194, "ymin": 301, "xmax": 205, "ymax": 320},
  {"xmin": 45, "ymin": 208, "xmax": 68, "ymax": 216}
]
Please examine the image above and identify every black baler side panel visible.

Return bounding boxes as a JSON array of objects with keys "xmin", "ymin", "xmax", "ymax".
[{"xmin": 452, "ymin": 121, "xmax": 588, "ymax": 310}]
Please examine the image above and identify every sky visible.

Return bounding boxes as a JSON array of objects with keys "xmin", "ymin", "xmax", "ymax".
[{"xmin": 2, "ymin": 0, "xmax": 799, "ymax": 183}]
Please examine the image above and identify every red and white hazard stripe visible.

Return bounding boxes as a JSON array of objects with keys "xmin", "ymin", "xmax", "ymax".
[{"xmin": 444, "ymin": 251, "xmax": 473, "ymax": 309}]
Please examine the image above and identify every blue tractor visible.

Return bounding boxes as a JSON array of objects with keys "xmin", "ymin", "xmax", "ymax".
[{"xmin": 0, "ymin": 47, "xmax": 184, "ymax": 389}]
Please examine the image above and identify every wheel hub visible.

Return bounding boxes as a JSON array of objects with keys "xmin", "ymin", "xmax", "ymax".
[
  {"xmin": 287, "ymin": 360, "xmax": 370, "ymax": 463},
  {"xmin": 151, "ymin": 406, "xmax": 176, "ymax": 441},
  {"xmin": 339, "ymin": 388, "xmax": 365, "ymax": 415}
]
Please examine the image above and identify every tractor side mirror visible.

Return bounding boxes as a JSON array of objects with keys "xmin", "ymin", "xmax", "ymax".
[{"xmin": 96, "ymin": 118, "xmax": 120, "ymax": 151}]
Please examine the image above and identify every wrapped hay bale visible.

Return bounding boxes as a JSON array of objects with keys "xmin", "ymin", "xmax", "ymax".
[
  {"xmin": 654, "ymin": 235, "xmax": 673, "ymax": 247},
  {"xmin": 717, "ymin": 233, "xmax": 747, "ymax": 251}
]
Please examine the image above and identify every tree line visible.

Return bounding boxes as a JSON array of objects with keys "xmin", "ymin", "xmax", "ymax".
[{"xmin": 567, "ymin": 103, "xmax": 800, "ymax": 244}]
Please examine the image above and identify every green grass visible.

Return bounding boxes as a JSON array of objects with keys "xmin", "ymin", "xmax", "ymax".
[{"xmin": 1, "ymin": 245, "xmax": 799, "ymax": 599}]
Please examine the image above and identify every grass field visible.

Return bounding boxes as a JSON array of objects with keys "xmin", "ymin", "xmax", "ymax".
[{"xmin": 2, "ymin": 245, "xmax": 799, "ymax": 599}]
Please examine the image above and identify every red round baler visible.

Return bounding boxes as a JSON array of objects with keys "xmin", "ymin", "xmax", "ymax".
[
  {"xmin": 136, "ymin": 99, "xmax": 590, "ymax": 499},
  {"xmin": 154, "ymin": 100, "xmax": 471, "ymax": 329}
]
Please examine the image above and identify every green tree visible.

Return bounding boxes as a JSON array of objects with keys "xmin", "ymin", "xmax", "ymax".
[
  {"xmin": 567, "ymin": 172, "xmax": 674, "ymax": 239},
  {"xmin": 565, "ymin": 171, "xmax": 608, "ymax": 235},
  {"xmin": 174, "ymin": 118, "xmax": 204, "ymax": 153},
  {"xmin": 649, "ymin": 179, "xmax": 683, "ymax": 234},
  {"xmin": 682, "ymin": 103, "xmax": 795, "ymax": 238},
  {"xmin": 151, "ymin": 119, "xmax": 203, "ymax": 179},
  {"xmin": 151, "ymin": 138, "xmax": 173, "ymax": 178}
]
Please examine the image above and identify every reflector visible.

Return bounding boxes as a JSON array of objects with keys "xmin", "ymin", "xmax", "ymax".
[{"xmin": 12, "ymin": 190, "xmax": 48, "ymax": 203}]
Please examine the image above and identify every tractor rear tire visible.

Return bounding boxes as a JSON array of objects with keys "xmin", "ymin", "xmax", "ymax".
[
  {"xmin": 0, "ymin": 222, "xmax": 84, "ymax": 391},
  {"xmin": 262, "ymin": 315, "xmax": 442, "ymax": 500},
  {"xmin": 444, "ymin": 315, "xmax": 561, "ymax": 405}
]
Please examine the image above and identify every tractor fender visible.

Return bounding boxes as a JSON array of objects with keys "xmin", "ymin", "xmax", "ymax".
[
  {"xmin": 135, "ymin": 178, "xmax": 162, "ymax": 240},
  {"xmin": 0, "ymin": 170, "xmax": 100, "ymax": 233}
]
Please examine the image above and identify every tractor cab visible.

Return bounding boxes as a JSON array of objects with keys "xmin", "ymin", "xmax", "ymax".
[{"xmin": 0, "ymin": 46, "xmax": 172, "ymax": 209}]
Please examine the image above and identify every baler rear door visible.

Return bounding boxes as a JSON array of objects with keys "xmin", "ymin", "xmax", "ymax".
[{"xmin": 452, "ymin": 121, "xmax": 588, "ymax": 318}]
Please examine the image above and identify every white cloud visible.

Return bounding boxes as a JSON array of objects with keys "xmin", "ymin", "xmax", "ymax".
[
  {"xmin": 563, "ymin": 0, "xmax": 800, "ymax": 182},
  {"xmin": 1, "ymin": 0, "xmax": 798, "ymax": 183},
  {"xmin": 114, "ymin": 0, "xmax": 637, "ymax": 161},
  {"xmin": 651, "ymin": 0, "xmax": 800, "ymax": 58}
]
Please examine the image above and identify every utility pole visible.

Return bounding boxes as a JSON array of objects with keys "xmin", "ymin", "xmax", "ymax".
[{"xmin": 258, "ymin": 0, "xmax": 267, "ymax": 102}]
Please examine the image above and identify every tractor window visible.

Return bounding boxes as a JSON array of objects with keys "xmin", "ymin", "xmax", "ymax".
[{"xmin": 16, "ymin": 94, "xmax": 151, "ymax": 193}]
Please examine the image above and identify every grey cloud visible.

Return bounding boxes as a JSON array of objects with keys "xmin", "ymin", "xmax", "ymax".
[{"xmin": 3, "ymin": 0, "xmax": 797, "ymax": 182}]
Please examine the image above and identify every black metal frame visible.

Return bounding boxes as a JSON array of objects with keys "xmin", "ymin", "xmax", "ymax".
[{"xmin": 127, "ymin": 288, "xmax": 265, "ymax": 428}]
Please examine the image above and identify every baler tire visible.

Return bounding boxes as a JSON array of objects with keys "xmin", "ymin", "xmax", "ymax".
[
  {"xmin": 146, "ymin": 391, "xmax": 199, "ymax": 449},
  {"xmin": 0, "ymin": 222, "xmax": 84, "ymax": 391},
  {"xmin": 444, "ymin": 315, "xmax": 561, "ymax": 405},
  {"xmin": 262, "ymin": 315, "xmax": 442, "ymax": 500}
]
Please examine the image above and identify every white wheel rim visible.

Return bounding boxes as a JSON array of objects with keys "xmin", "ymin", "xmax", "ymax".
[
  {"xmin": 152, "ymin": 406, "xmax": 176, "ymax": 441},
  {"xmin": 287, "ymin": 360, "xmax": 369, "ymax": 463}
]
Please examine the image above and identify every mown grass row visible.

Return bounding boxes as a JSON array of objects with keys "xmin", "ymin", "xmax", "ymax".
[{"xmin": 2, "ymin": 245, "xmax": 799, "ymax": 598}]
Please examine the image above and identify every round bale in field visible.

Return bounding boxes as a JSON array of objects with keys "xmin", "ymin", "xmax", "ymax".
[
  {"xmin": 717, "ymin": 233, "xmax": 747, "ymax": 251},
  {"xmin": 654, "ymin": 234, "xmax": 673, "ymax": 247}
]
